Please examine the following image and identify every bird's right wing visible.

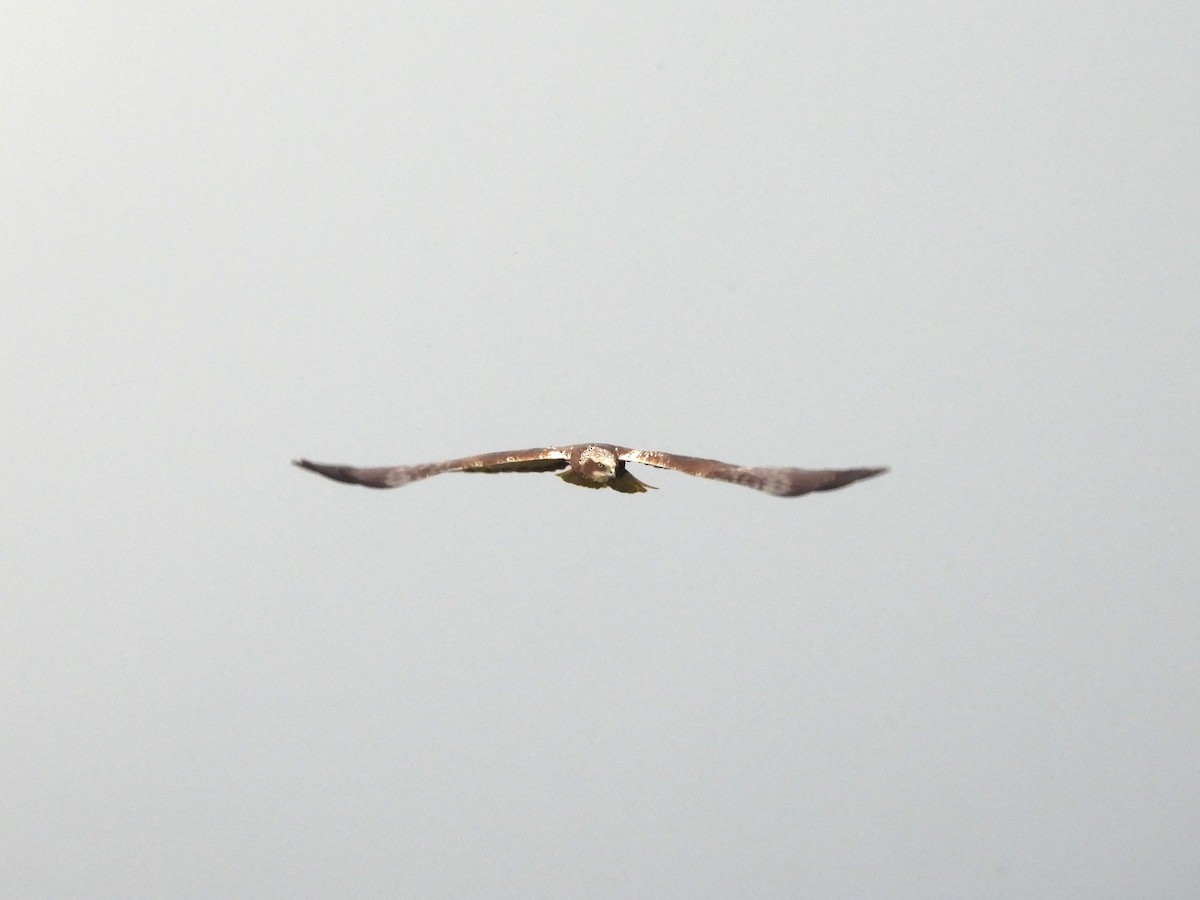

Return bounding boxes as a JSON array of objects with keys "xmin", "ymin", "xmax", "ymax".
[{"xmin": 293, "ymin": 447, "xmax": 570, "ymax": 489}]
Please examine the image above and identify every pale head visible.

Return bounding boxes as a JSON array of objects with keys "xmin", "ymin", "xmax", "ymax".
[{"xmin": 575, "ymin": 444, "xmax": 618, "ymax": 483}]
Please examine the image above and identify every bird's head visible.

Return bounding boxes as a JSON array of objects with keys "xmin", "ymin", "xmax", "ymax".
[{"xmin": 576, "ymin": 444, "xmax": 618, "ymax": 482}]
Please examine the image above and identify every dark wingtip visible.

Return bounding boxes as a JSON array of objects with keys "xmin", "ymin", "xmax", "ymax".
[
  {"xmin": 844, "ymin": 466, "xmax": 889, "ymax": 485},
  {"xmin": 292, "ymin": 458, "xmax": 356, "ymax": 484},
  {"xmin": 805, "ymin": 465, "xmax": 889, "ymax": 495}
]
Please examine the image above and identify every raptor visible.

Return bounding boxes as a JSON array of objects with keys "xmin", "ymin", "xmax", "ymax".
[{"xmin": 293, "ymin": 443, "xmax": 886, "ymax": 498}]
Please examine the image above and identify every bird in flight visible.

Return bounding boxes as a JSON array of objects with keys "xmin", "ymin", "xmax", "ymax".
[{"xmin": 293, "ymin": 443, "xmax": 886, "ymax": 498}]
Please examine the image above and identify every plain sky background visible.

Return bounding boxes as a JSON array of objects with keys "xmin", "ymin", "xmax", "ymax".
[{"xmin": 3, "ymin": 3, "xmax": 1198, "ymax": 897}]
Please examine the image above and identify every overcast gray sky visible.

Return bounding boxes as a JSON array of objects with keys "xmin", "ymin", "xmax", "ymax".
[{"xmin": 4, "ymin": 3, "xmax": 1198, "ymax": 897}]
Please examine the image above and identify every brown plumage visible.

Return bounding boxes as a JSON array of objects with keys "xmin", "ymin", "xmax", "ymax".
[{"xmin": 293, "ymin": 443, "xmax": 887, "ymax": 498}]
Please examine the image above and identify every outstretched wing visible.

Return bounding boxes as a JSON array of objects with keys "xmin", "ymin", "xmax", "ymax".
[
  {"xmin": 616, "ymin": 448, "xmax": 887, "ymax": 498},
  {"xmin": 293, "ymin": 447, "xmax": 569, "ymax": 489}
]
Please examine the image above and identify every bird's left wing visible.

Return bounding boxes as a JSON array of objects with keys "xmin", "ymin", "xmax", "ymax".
[
  {"xmin": 616, "ymin": 447, "xmax": 887, "ymax": 497},
  {"xmin": 293, "ymin": 447, "xmax": 569, "ymax": 489}
]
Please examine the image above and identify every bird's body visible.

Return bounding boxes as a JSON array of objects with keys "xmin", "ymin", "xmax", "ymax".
[{"xmin": 293, "ymin": 442, "xmax": 886, "ymax": 498}]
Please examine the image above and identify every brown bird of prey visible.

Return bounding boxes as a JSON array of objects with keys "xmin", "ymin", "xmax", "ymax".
[{"xmin": 293, "ymin": 443, "xmax": 886, "ymax": 498}]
